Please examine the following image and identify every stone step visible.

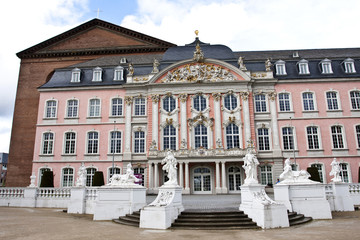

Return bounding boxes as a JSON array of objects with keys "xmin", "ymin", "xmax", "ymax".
[
  {"xmin": 178, "ymin": 213, "xmax": 248, "ymax": 218},
  {"xmin": 171, "ymin": 221, "xmax": 258, "ymax": 228},
  {"xmin": 113, "ymin": 218, "xmax": 139, "ymax": 227},
  {"xmin": 175, "ymin": 217, "xmax": 253, "ymax": 223},
  {"xmin": 288, "ymin": 212, "xmax": 312, "ymax": 226},
  {"xmin": 289, "ymin": 217, "xmax": 313, "ymax": 226}
]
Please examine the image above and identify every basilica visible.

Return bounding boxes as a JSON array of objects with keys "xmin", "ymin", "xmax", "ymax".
[{"xmin": 6, "ymin": 19, "xmax": 360, "ymax": 193}]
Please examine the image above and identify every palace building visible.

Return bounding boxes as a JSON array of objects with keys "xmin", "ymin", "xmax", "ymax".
[{"xmin": 7, "ymin": 19, "xmax": 360, "ymax": 193}]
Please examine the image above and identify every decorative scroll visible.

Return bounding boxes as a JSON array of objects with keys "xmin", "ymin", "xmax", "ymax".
[
  {"xmin": 212, "ymin": 93, "xmax": 221, "ymax": 102},
  {"xmin": 149, "ymin": 189, "xmax": 174, "ymax": 207},
  {"xmin": 124, "ymin": 96, "xmax": 133, "ymax": 105},
  {"xmin": 151, "ymin": 94, "xmax": 160, "ymax": 103},
  {"xmin": 268, "ymin": 91, "xmax": 277, "ymax": 101},
  {"xmin": 240, "ymin": 91, "xmax": 249, "ymax": 101},
  {"xmin": 179, "ymin": 93, "xmax": 188, "ymax": 103}
]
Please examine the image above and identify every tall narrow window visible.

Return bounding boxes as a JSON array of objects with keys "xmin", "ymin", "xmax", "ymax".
[
  {"xmin": 89, "ymin": 99, "xmax": 100, "ymax": 117},
  {"xmin": 92, "ymin": 67, "xmax": 102, "ymax": 82},
  {"xmin": 339, "ymin": 163, "xmax": 350, "ymax": 183},
  {"xmin": 311, "ymin": 163, "xmax": 324, "ymax": 183},
  {"xmin": 224, "ymin": 94, "xmax": 238, "ymax": 110},
  {"xmin": 258, "ymin": 128, "xmax": 270, "ymax": 151},
  {"xmin": 260, "ymin": 165, "xmax": 273, "ymax": 185},
  {"xmin": 86, "ymin": 168, "xmax": 97, "ymax": 187},
  {"xmin": 163, "ymin": 96, "xmax": 176, "ymax": 112},
  {"xmin": 134, "ymin": 131, "xmax": 145, "ymax": 153},
  {"xmin": 113, "ymin": 66, "xmax": 124, "ymax": 81},
  {"xmin": 356, "ymin": 125, "xmax": 360, "ymax": 148},
  {"xmin": 320, "ymin": 59, "xmax": 333, "ymax": 74},
  {"xmin": 350, "ymin": 91, "xmax": 360, "ymax": 110},
  {"xmin": 302, "ymin": 92, "xmax": 315, "ymax": 111},
  {"xmin": 307, "ymin": 126, "xmax": 320, "ymax": 149},
  {"xmin": 255, "ymin": 94, "xmax": 267, "ymax": 112},
  {"xmin": 42, "ymin": 132, "xmax": 54, "ymax": 155},
  {"xmin": 343, "ymin": 58, "xmax": 356, "ymax": 73},
  {"xmin": 45, "ymin": 100, "xmax": 57, "ymax": 118},
  {"xmin": 67, "ymin": 99, "xmax": 78, "ymax": 118},
  {"xmin": 134, "ymin": 97, "xmax": 146, "ymax": 116},
  {"xmin": 226, "ymin": 124, "xmax": 240, "ymax": 149},
  {"xmin": 282, "ymin": 127, "xmax": 294, "ymax": 150},
  {"xmin": 62, "ymin": 168, "xmax": 74, "ymax": 187},
  {"xmin": 71, "ymin": 68, "xmax": 81, "ymax": 83},
  {"xmin": 298, "ymin": 59, "xmax": 310, "ymax": 75},
  {"xmin": 278, "ymin": 93, "xmax": 291, "ymax": 112},
  {"xmin": 194, "ymin": 124, "xmax": 208, "ymax": 149},
  {"xmin": 331, "ymin": 126, "xmax": 344, "ymax": 149},
  {"xmin": 193, "ymin": 95, "xmax": 206, "ymax": 112},
  {"xmin": 64, "ymin": 132, "xmax": 76, "ymax": 154},
  {"xmin": 275, "ymin": 60, "xmax": 287, "ymax": 75},
  {"xmin": 163, "ymin": 125, "xmax": 176, "ymax": 150},
  {"xmin": 110, "ymin": 131, "xmax": 122, "ymax": 154},
  {"xmin": 87, "ymin": 132, "xmax": 99, "ymax": 154},
  {"xmin": 111, "ymin": 98, "xmax": 123, "ymax": 116},
  {"xmin": 326, "ymin": 92, "xmax": 339, "ymax": 110}
]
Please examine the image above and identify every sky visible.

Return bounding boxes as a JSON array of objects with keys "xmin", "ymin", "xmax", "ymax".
[{"xmin": 1, "ymin": 0, "xmax": 360, "ymax": 153}]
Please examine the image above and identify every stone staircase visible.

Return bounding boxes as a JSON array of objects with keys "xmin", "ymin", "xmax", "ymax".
[
  {"xmin": 113, "ymin": 211, "xmax": 140, "ymax": 227},
  {"xmin": 288, "ymin": 211, "xmax": 313, "ymax": 226}
]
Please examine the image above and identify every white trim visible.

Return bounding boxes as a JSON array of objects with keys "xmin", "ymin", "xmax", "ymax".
[
  {"xmin": 223, "ymin": 122, "xmax": 242, "ymax": 150},
  {"xmin": 132, "ymin": 126, "xmax": 147, "ymax": 154},
  {"xmin": 113, "ymin": 66, "xmax": 124, "ymax": 81},
  {"xmin": 63, "ymin": 130, "xmax": 77, "ymax": 155},
  {"xmin": 305, "ymin": 124, "xmax": 323, "ymax": 150},
  {"xmin": 277, "ymin": 91, "xmax": 293, "ymax": 112},
  {"xmin": 160, "ymin": 124, "xmax": 178, "ymax": 151},
  {"xmin": 280, "ymin": 125, "xmax": 298, "ymax": 151},
  {"xmin": 85, "ymin": 166, "xmax": 98, "ymax": 187},
  {"xmin": 191, "ymin": 165, "xmax": 214, "ymax": 194},
  {"xmin": 275, "ymin": 60, "xmax": 287, "ymax": 75},
  {"xmin": 324, "ymin": 90, "xmax": 342, "ymax": 111},
  {"xmin": 108, "ymin": 129, "xmax": 123, "ymax": 154},
  {"xmin": 133, "ymin": 96, "xmax": 147, "ymax": 116},
  {"xmin": 320, "ymin": 59, "xmax": 333, "ymax": 74},
  {"xmin": 301, "ymin": 90, "xmax": 318, "ymax": 111},
  {"xmin": 343, "ymin": 58, "xmax": 356, "ymax": 73},
  {"xmin": 297, "ymin": 59, "xmax": 310, "ymax": 75},
  {"xmin": 38, "ymin": 166, "xmax": 53, "ymax": 187},
  {"xmin": 92, "ymin": 67, "xmax": 103, "ymax": 82},
  {"xmin": 222, "ymin": 92, "xmax": 240, "ymax": 112},
  {"xmin": 160, "ymin": 94, "xmax": 178, "ymax": 114},
  {"xmin": 227, "ymin": 165, "xmax": 243, "ymax": 192},
  {"xmin": 43, "ymin": 98, "xmax": 58, "ymax": 119},
  {"xmin": 65, "ymin": 98, "xmax": 79, "ymax": 118},
  {"xmin": 254, "ymin": 93, "xmax": 268, "ymax": 113},
  {"xmin": 349, "ymin": 89, "xmax": 360, "ymax": 110},
  {"xmin": 85, "ymin": 130, "xmax": 100, "ymax": 155},
  {"xmin": 330, "ymin": 124, "xmax": 348, "ymax": 149},
  {"xmin": 109, "ymin": 96, "xmax": 123, "ymax": 117},
  {"xmin": 71, "ymin": 68, "xmax": 81, "ymax": 83},
  {"xmin": 354, "ymin": 124, "xmax": 360, "ymax": 148},
  {"xmin": 88, "ymin": 97, "xmax": 101, "ymax": 117},
  {"xmin": 60, "ymin": 166, "xmax": 75, "ymax": 188},
  {"xmin": 255, "ymin": 122, "xmax": 272, "ymax": 151},
  {"xmin": 309, "ymin": 161, "xmax": 326, "ymax": 183},
  {"xmin": 338, "ymin": 161, "xmax": 352, "ymax": 183},
  {"xmin": 191, "ymin": 93, "xmax": 210, "ymax": 113},
  {"xmin": 191, "ymin": 122, "xmax": 213, "ymax": 149},
  {"xmin": 40, "ymin": 131, "xmax": 55, "ymax": 155}
]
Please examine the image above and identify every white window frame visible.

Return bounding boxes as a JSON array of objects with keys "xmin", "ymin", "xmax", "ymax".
[
  {"xmin": 355, "ymin": 125, "xmax": 360, "ymax": 149},
  {"xmin": 162, "ymin": 95, "xmax": 177, "ymax": 113},
  {"xmin": 278, "ymin": 92, "xmax": 292, "ymax": 112},
  {"xmin": 86, "ymin": 131, "xmax": 99, "ymax": 154},
  {"xmin": 113, "ymin": 66, "xmax": 124, "ymax": 81},
  {"xmin": 330, "ymin": 125, "xmax": 347, "ymax": 149},
  {"xmin": 301, "ymin": 91, "xmax": 317, "ymax": 111},
  {"xmin": 325, "ymin": 91, "xmax": 341, "ymax": 111},
  {"xmin": 193, "ymin": 95, "xmax": 207, "ymax": 112},
  {"xmin": 306, "ymin": 125, "xmax": 322, "ymax": 150},
  {"xmin": 71, "ymin": 68, "xmax": 81, "ymax": 83},
  {"xmin": 44, "ymin": 99, "xmax": 58, "ymax": 119},
  {"xmin": 86, "ymin": 167, "xmax": 98, "ymax": 187},
  {"xmin": 297, "ymin": 59, "xmax": 310, "ymax": 75},
  {"xmin": 339, "ymin": 162, "xmax": 351, "ymax": 183},
  {"xmin": 41, "ymin": 131, "xmax": 55, "ymax": 155},
  {"xmin": 225, "ymin": 123, "xmax": 241, "ymax": 149},
  {"xmin": 92, "ymin": 67, "xmax": 102, "ymax": 82},
  {"xmin": 349, "ymin": 90, "xmax": 360, "ymax": 110},
  {"xmin": 223, "ymin": 93, "xmax": 238, "ymax": 111},
  {"xmin": 133, "ymin": 97, "xmax": 146, "ymax": 116},
  {"xmin": 320, "ymin": 59, "xmax": 333, "ymax": 74},
  {"xmin": 88, "ymin": 98, "xmax": 101, "ymax": 117},
  {"xmin": 110, "ymin": 97, "xmax": 123, "ymax": 116},
  {"xmin": 107, "ymin": 166, "xmax": 121, "ymax": 183},
  {"xmin": 61, "ymin": 166, "xmax": 74, "ymax": 187},
  {"xmin": 109, "ymin": 130, "xmax": 122, "ymax": 154},
  {"xmin": 281, "ymin": 126, "xmax": 295, "ymax": 150},
  {"xmin": 194, "ymin": 123, "xmax": 209, "ymax": 149},
  {"xmin": 275, "ymin": 60, "xmax": 287, "ymax": 75},
  {"xmin": 343, "ymin": 58, "xmax": 356, "ymax": 73},
  {"xmin": 63, "ymin": 131, "xmax": 76, "ymax": 155},
  {"xmin": 259, "ymin": 165, "xmax": 273, "ymax": 185},
  {"xmin": 133, "ymin": 127, "xmax": 146, "ymax": 154},
  {"xmin": 254, "ymin": 94, "xmax": 267, "ymax": 113},
  {"xmin": 66, "ymin": 98, "xmax": 79, "ymax": 118},
  {"xmin": 310, "ymin": 162, "xmax": 326, "ymax": 183},
  {"xmin": 163, "ymin": 125, "xmax": 177, "ymax": 150},
  {"xmin": 256, "ymin": 124, "xmax": 271, "ymax": 151}
]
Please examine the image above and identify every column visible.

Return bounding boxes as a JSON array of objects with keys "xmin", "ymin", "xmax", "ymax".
[
  {"xmin": 179, "ymin": 94, "xmax": 188, "ymax": 148},
  {"xmin": 154, "ymin": 162, "xmax": 159, "ymax": 189},
  {"xmin": 148, "ymin": 163, "xmax": 153, "ymax": 190},
  {"xmin": 241, "ymin": 92, "xmax": 251, "ymax": 145},
  {"xmin": 184, "ymin": 162, "xmax": 190, "ymax": 194},
  {"xmin": 221, "ymin": 161, "xmax": 228, "ymax": 193},
  {"xmin": 179, "ymin": 162, "xmax": 183, "ymax": 188},
  {"xmin": 215, "ymin": 161, "xmax": 221, "ymax": 194},
  {"xmin": 212, "ymin": 93, "xmax": 222, "ymax": 148},
  {"xmin": 124, "ymin": 96, "xmax": 133, "ymax": 160},
  {"xmin": 268, "ymin": 92, "xmax": 281, "ymax": 155},
  {"xmin": 151, "ymin": 95, "xmax": 160, "ymax": 148}
]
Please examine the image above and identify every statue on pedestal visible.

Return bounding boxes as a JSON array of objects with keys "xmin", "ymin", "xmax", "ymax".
[
  {"xmin": 278, "ymin": 158, "xmax": 314, "ymax": 184},
  {"xmin": 76, "ymin": 162, "xmax": 87, "ymax": 187},
  {"xmin": 279, "ymin": 158, "xmax": 294, "ymax": 181},
  {"xmin": 242, "ymin": 148, "xmax": 259, "ymax": 185},
  {"xmin": 162, "ymin": 150, "xmax": 178, "ymax": 186},
  {"xmin": 107, "ymin": 163, "xmax": 140, "ymax": 186},
  {"xmin": 330, "ymin": 158, "xmax": 342, "ymax": 183}
]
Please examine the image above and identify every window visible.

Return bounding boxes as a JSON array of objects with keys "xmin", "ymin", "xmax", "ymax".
[
  {"xmin": 111, "ymin": 98, "xmax": 123, "ymax": 116},
  {"xmin": 86, "ymin": 168, "xmax": 97, "ymax": 187},
  {"xmin": 298, "ymin": 59, "xmax": 310, "ymax": 75},
  {"xmin": 193, "ymin": 95, "xmax": 206, "ymax": 112},
  {"xmin": 343, "ymin": 58, "xmax": 356, "ymax": 73},
  {"xmin": 89, "ymin": 99, "xmax": 100, "ymax": 117},
  {"xmin": 282, "ymin": 127, "xmax": 294, "ymax": 150},
  {"xmin": 194, "ymin": 124, "xmax": 208, "ymax": 149},
  {"xmin": 71, "ymin": 68, "xmax": 81, "ymax": 83},
  {"xmin": 311, "ymin": 163, "xmax": 324, "ymax": 183},
  {"xmin": 134, "ymin": 97, "xmax": 146, "ymax": 116},
  {"xmin": 92, "ymin": 67, "xmax": 102, "ymax": 82},
  {"xmin": 109, "ymin": 167, "xmax": 121, "ymax": 180},
  {"xmin": 302, "ymin": 92, "xmax": 315, "ymax": 111},
  {"xmin": 339, "ymin": 163, "xmax": 350, "ymax": 183},
  {"xmin": 42, "ymin": 132, "xmax": 54, "ymax": 155},
  {"xmin": 331, "ymin": 126, "xmax": 344, "ymax": 149},
  {"xmin": 62, "ymin": 168, "xmax": 74, "ymax": 187},
  {"xmin": 307, "ymin": 126, "xmax": 320, "ymax": 149},
  {"xmin": 134, "ymin": 167, "xmax": 145, "ymax": 186},
  {"xmin": 163, "ymin": 125, "xmax": 176, "ymax": 150},
  {"xmin": 64, "ymin": 132, "xmax": 76, "ymax": 154},
  {"xmin": 87, "ymin": 132, "xmax": 99, "ymax": 154},
  {"xmin": 224, "ymin": 94, "xmax": 238, "ymax": 110},
  {"xmin": 350, "ymin": 91, "xmax": 360, "ymax": 110},
  {"xmin": 258, "ymin": 128, "xmax": 270, "ymax": 151},
  {"xmin": 326, "ymin": 92, "xmax": 339, "ymax": 110},
  {"xmin": 356, "ymin": 125, "xmax": 360, "ymax": 148},
  {"xmin": 45, "ymin": 100, "xmax": 57, "ymax": 118},
  {"xmin": 110, "ymin": 131, "xmax": 122, "ymax": 154},
  {"xmin": 320, "ymin": 59, "xmax": 333, "ymax": 74},
  {"xmin": 113, "ymin": 66, "xmax": 124, "ymax": 81},
  {"xmin": 226, "ymin": 124, "xmax": 240, "ymax": 149},
  {"xmin": 260, "ymin": 165, "xmax": 273, "ymax": 185},
  {"xmin": 278, "ymin": 93, "xmax": 291, "ymax": 112},
  {"xmin": 39, "ymin": 168, "xmax": 51, "ymax": 186},
  {"xmin": 255, "ymin": 94, "xmax": 267, "ymax": 112},
  {"xmin": 134, "ymin": 131, "xmax": 145, "ymax": 153},
  {"xmin": 67, "ymin": 99, "xmax": 78, "ymax": 118},
  {"xmin": 163, "ymin": 96, "xmax": 176, "ymax": 112},
  {"xmin": 275, "ymin": 60, "xmax": 287, "ymax": 75}
]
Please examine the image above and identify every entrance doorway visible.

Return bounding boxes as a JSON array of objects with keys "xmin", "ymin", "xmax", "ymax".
[
  {"xmin": 193, "ymin": 167, "xmax": 212, "ymax": 194},
  {"xmin": 228, "ymin": 166, "xmax": 241, "ymax": 193}
]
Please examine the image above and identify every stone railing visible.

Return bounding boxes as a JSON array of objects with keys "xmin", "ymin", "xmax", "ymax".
[
  {"xmin": 349, "ymin": 183, "xmax": 360, "ymax": 205},
  {"xmin": 86, "ymin": 187, "xmax": 98, "ymax": 201},
  {"xmin": 37, "ymin": 188, "xmax": 71, "ymax": 198},
  {"xmin": 149, "ymin": 148, "xmax": 246, "ymax": 158},
  {"xmin": 0, "ymin": 188, "xmax": 24, "ymax": 198}
]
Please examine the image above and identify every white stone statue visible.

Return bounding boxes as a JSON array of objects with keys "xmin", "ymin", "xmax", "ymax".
[
  {"xmin": 279, "ymin": 158, "xmax": 294, "ymax": 181},
  {"xmin": 265, "ymin": 58, "xmax": 272, "ymax": 71},
  {"xmin": 162, "ymin": 150, "xmax": 178, "ymax": 186},
  {"xmin": 107, "ymin": 163, "xmax": 140, "ymax": 187},
  {"xmin": 242, "ymin": 148, "xmax": 259, "ymax": 185},
  {"xmin": 29, "ymin": 173, "xmax": 36, "ymax": 187},
  {"xmin": 278, "ymin": 158, "xmax": 315, "ymax": 184},
  {"xmin": 152, "ymin": 58, "xmax": 160, "ymax": 73},
  {"xmin": 75, "ymin": 162, "xmax": 87, "ymax": 187},
  {"xmin": 330, "ymin": 158, "xmax": 342, "ymax": 183},
  {"xmin": 238, "ymin": 56, "xmax": 247, "ymax": 71},
  {"xmin": 252, "ymin": 189, "xmax": 277, "ymax": 206}
]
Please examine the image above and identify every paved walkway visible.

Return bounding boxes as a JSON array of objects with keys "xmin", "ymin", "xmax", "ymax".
[{"xmin": 1, "ymin": 206, "xmax": 360, "ymax": 240}]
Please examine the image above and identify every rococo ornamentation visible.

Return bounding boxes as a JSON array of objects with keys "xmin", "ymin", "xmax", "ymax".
[
  {"xmin": 179, "ymin": 93, "xmax": 188, "ymax": 103},
  {"xmin": 151, "ymin": 94, "xmax": 160, "ymax": 103},
  {"xmin": 212, "ymin": 92, "xmax": 222, "ymax": 101},
  {"xmin": 124, "ymin": 96, "xmax": 133, "ymax": 105},
  {"xmin": 268, "ymin": 91, "xmax": 277, "ymax": 101}
]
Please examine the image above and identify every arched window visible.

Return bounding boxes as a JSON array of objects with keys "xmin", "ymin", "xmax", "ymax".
[
  {"xmin": 163, "ymin": 96, "xmax": 176, "ymax": 112},
  {"xmin": 111, "ymin": 98, "xmax": 123, "ymax": 116},
  {"xmin": 311, "ymin": 163, "xmax": 325, "ymax": 183},
  {"xmin": 228, "ymin": 166, "xmax": 241, "ymax": 191},
  {"xmin": 226, "ymin": 124, "xmax": 240, "ymax": 149},
  {"xmin": 62, "ymin": 168, "xmax": 74, "ymax": 187},
  {"xmin": 306, "ymin": 126, "xmax": 320, "ymax": 149},
  {"xmin": 350, "ymin": 91, "xmax": 360, "ymax": 110},
  {"xmin": 89, "ymin": 99, "xmax": 101, "ymax": 117},
  {"xmin": 42, "ymin": 132, "xmax": 54, "ymax": 155},
  {"xmin": 87, "ymin": 132, "xmax": 99, "ymax": 154},
  {"xmin": 38, "ymin": 168, "xmax": 51, "ymax": 186},
  {"xmin": 326, "ymin": 91, "xmax": 339, "ymax": 110},
  {"xmin": 134, "ymin": 97, "xmax": 146, "ymax": 116},
  {"xmin": 331, "ymin": 126, "xmax": 344, "ymax": 149},
  {"xmin": 302, "ymin": 92, "xmax": 315, "ymax": 111},
  {"xmin": 193, "ymin": 95, "xmax": 206, "ymax": 111},
  {"xmin": 67, "ymin": 99, "xmax": 78, "ymax": 118},
  {"xmin": 194, "ymin": 124, "xmax": 208, "ymax": 149},
  {"xmin": 278, "ymin": 93, "xmax": 291, "ymax": 112},
  {"xmin": 163, "ymin": 125, "xmax": 176, "ymax": 150},
  {"xmin": 45, "ymin": 100, "xmax": 57, "ymax": 118},
  {"xmin": 86, "ymin": 167, "xmax": 97, "ymax": 187},
  {"xmin": 134, "ymin": 131, "xmax": 145, "ymax": 153},
  {"xmin": 64, "ymin": 132, "xmax": 76, "ymax": 154}
]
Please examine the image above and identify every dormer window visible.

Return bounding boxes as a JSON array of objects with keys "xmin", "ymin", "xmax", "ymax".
[
  {"xmin": 71, "ymin": 68, "xmax": 81, "ymax": 82},
  {"xmin": 297, "ymin": 59, "xmax": 310, "ymax": 75},
  {"xmin": 92, "ymin": 67, "xmax": 102, "ymax": 82},
  {"xmin": 275, "ymin": 60, "xmax": 287, "ymax": 75},
  {"xmin": 320, "ymin": 59, "xmax": 333, "ymax": 74},
  {"xmin": 113, "ymin": 66, "xmax": 124, "ymax": 81},
  {"xmin": 343, "ymin": 58, "xmax": 356, "ymax": 73}
]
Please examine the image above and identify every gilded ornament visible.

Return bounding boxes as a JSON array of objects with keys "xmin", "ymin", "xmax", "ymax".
[{"xmin": 124, "ymin": 96, "xmax": 133, "ymax": 105}]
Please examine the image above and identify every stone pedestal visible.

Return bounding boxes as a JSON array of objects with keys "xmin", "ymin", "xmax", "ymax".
[
  {"xmin": 93, "ymin": 186, "xmax": 146, "ymax": 220},
  {"xmin": 332, "ymin": 183, "xmax": 354, "ymax": 211},
  {"xmin": 140, "ymin": 185, "xmax": 184, "ymax": 229},
  {"xmin": 22, "ymin": 188, "xmax": 37, "ymax": 208},
  {"xmin": 240, "ymin": 184, "xmax": 289, "ymax": 229},
  {"xmin": 274, "ymin": 183, "xmax": 332, "ymax": 219},
  {"xmin": 68, "ymin": 187, "xmax": 86, "ymax": 214}
]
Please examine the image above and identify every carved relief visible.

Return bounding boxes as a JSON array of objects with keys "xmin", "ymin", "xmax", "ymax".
[
  {"xmin": 240, "ymin": 91, "xmax": 250, "ymax": 101},
  {"xmin": 188, "ymin": 112, "xmax": 214, "ymax": 129},
  {"xmin": 268, "ymin": 91, "xmax": 277, "ymax": 101},
  {"xmin": 212, "ymin": 92, "xmax": 222, "ymax": 102},
  {"xmin": 124, "ymin": 96, "xmax": 133, "ymax": 105},
  {"xmin": 149, "ymin": 189, "xmax": 174, "ymax": 207},
  {"xmin": 265, "ymin": 58, "xmax": 272, "ymax": 72},
  {"xmin": 179, "ymin": 93, "xmax": 188, "ymax": 103},
  {"xmin": 151, "ymin": 94, "xmax": 160, "ymax": 103}
]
